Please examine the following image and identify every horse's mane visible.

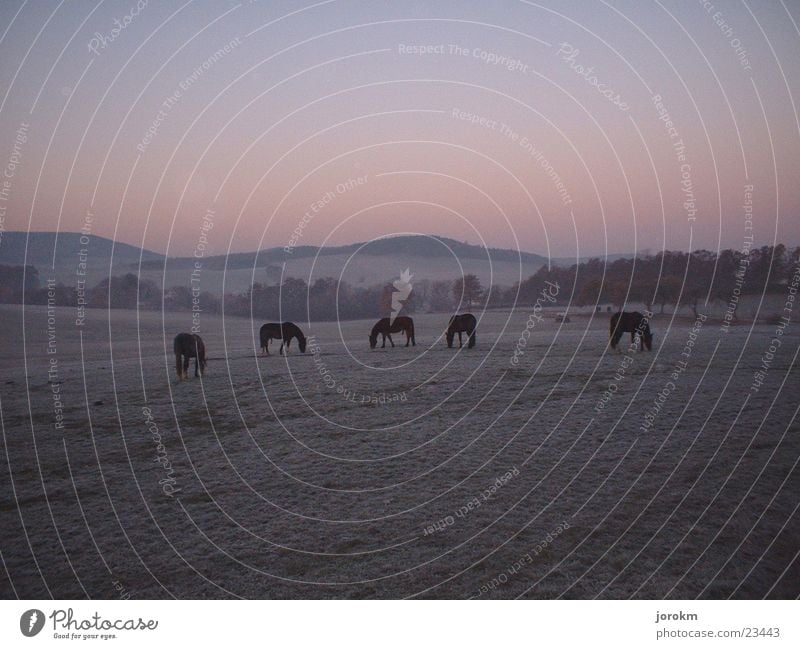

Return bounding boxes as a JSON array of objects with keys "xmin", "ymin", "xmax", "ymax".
[
  {"xmin": 289, "ymin": 322, "xmax": 306, "ymax": 343},
  {"xmin": 370, "ymin": 319, "xmax": 386, "ymax": 338}
]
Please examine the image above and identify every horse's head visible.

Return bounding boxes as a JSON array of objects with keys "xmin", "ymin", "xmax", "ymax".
[
  {"xmin": 445, "ymin": 330, "xmax": 454, "ymax": 348},
  {"xmin": 369, "ymin": 333, "xmax": 378, "ymax": 349}
]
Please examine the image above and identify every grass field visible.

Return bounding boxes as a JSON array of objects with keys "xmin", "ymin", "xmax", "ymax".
[{"xmin": 1, "ymin": 302, "xmax": 798, "ymax": 598}]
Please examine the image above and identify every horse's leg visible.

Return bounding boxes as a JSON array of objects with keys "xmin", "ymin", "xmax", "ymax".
[
  {"xmin": 388, "ymin": 333, "xmax": 394, "ymax": 347},
  {"xmin": 182, "ymin": 355, "xmax": 190, "ymax": 379},
  {"xmin": 381, "ymin": 334, "xmax": 386, "ymax": 348},
  {"xmin": 458, "ymin": 332, "xmax": 463, "ymax": 347},
  {"xmin": 176, "ymin": 353, "xmax": 182, "ymax": 380},
  {"xmin": 405, "ymin": 328, "xmax": 410, "ymax": 346}
]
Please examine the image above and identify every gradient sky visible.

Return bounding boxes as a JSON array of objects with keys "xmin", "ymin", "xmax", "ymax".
[{"xmin": 0, "ymin": 0, "xmax": 798, "ymax": 259}]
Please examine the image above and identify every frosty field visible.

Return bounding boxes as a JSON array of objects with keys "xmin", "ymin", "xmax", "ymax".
[{"xmin": 1, "ymin": 303, "xmax": 798, "ymax": 599}]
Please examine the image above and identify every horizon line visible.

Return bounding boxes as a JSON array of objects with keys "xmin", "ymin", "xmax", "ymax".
[{"xmin": 2, "ymin": 229, "xmax": 797, "ymax": 261}]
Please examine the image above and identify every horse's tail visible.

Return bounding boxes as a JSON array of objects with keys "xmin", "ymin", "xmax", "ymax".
[
  {"xmin": 468, "ymin": 324, "xmax": 476, "ymax": 348},
  {"xmin": 609, "ymin": 313, "xmax": 619, "ymax": 337},
  {"xmin": 409, "ymin": 319, "xmax": 415, "ymax": 344},
  {"xmin": 173, "ymin": 336, "xmax": 182, "ymax": 377}
]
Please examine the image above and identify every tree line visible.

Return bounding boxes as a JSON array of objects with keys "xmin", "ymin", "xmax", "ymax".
[
  {"xmin": 1, "ymin": 244, "xmax": 797, "ymax": 320},
  {"xmin": 499, "ymin": 245, "xmax": 799, "ymax": 319}
]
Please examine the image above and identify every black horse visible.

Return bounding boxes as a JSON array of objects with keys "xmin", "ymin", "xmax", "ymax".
[
  {"xmin": 260, "ymin": 322, "xmax": 307, "ymax": 355},
  {"xmin": 369, "ymin": 316, "xmax": 415, "ymax": 349},
  {"xmin": 446, "ymin": 313, "xmax": 477, "ymax": 348},
  {"xmin": 610, "ymin": 311, "xmax": 653, "ymax": 351},
  {"xmin": 174, "ymin": 333, "xmax": 207, "ymax": 379}
]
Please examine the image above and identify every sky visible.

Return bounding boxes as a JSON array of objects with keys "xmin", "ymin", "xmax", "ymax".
[{"xmin": 0, "ymin": 0, "xmax": 798, "ymax": 260}]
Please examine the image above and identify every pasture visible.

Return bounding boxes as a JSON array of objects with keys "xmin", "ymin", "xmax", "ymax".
[{"xmin": 1, "ymin": 303, "xmax": 797, "ymax": 598}]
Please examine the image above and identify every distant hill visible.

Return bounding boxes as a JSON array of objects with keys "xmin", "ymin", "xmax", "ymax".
[
  {"xmin": 0, "ymin": 232, "xmax": 163, "ymax": 274},
  {"xmin": 137, "ymin": 234, "xmax": 550, "ymax": 271},
  {"xmin": 552, "ymin": 251, "xmax": 642, "ymax": 266},
  {"xmin": 0, "ymin": 231, "xmax": 637, "ymax": 293},
  {"xmin": 133, "ymin": 234, "xmax": 552, "ymax": 292}
]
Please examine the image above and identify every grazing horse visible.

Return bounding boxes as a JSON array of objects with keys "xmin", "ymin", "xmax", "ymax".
[
  {"xmin": 174, "ymin": 333, "xmax": 207, "ymax": 379},
  {"xmin": 446, "ymin": 313, "xmax": 477, "ymax": 348},
  {"xmin": 260, "ymin": 322, "xmax": 307, "ymax": 355},
  {"xmin": 369, "ymin": 316, "xmax": 415, "ymax": 349},
  {"xmin": 610, "ymin": 311, "xmax": 653, "ymax": 351}
]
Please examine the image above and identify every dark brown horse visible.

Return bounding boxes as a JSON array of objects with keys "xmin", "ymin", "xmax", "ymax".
[
  {"xmin": 369, "ymin": 316, "xmax": 415, "ymax": 349},
  {"xmin": 610, "ymin": 311, "xmax": 653, "ymax": 351},
  {"xmin": 446, "ymin": 313, "xmax": 477, "ymax": 348},
  {"xmin": 260, "ymin": 322, "xmax": 307, "ymax": 355},
  {"xmin": 174, "ymin": 333, "xmax": 206, "ymax": 379}
]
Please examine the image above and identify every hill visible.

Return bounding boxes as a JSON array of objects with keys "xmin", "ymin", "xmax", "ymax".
[{"xmin": 0, "ymin": 231, "xmax": 638, "ymax": 293}]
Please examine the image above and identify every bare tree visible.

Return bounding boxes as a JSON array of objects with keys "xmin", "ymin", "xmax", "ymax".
[{"xmin": 453, "ymin": 274, "xmax": 483, "ymax": 309}]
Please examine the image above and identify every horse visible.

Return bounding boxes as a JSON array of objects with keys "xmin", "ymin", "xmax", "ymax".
[
  {"xmin": 446, "ymin": 313, "xmax": 477, "ymax": 348},
  {"xmin": 610, "ymin": 311, "xmax": 653, "ymax": 351},
  {"xmin": 174, "ymin": 333, "xmax": 207, "ymax": 379},
  {"xmin": 369, "ymin": 316, "xmax": 415, "ymax": 349},
  {"xmin": 259, "ymin": 322, "xmax": 307, "ymax": 355}
]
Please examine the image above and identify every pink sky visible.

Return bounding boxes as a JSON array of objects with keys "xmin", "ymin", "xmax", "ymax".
[{"xmin": 1, "ymin": 0, "xmax": 798, "ymax": 259}]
